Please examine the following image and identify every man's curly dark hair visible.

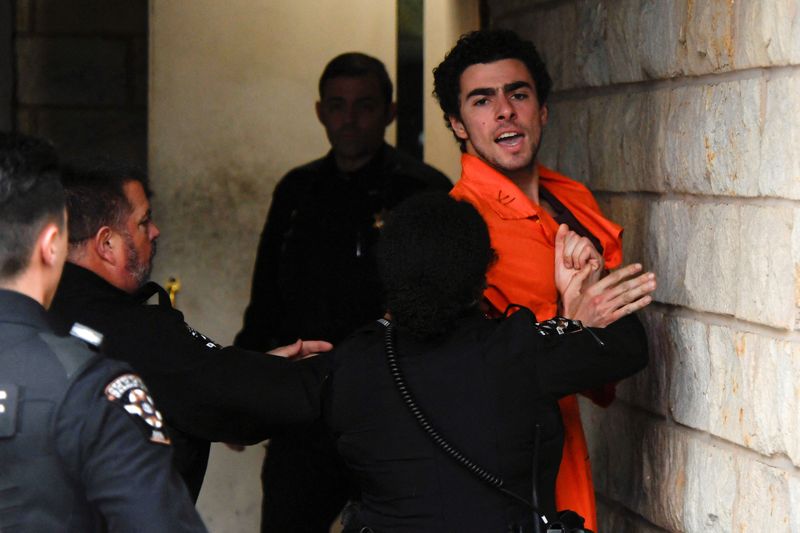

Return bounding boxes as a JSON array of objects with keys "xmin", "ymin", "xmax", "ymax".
[
  {"xmin": 432, "ymin": 29, "xmax": 553, "ymax": 149},
  {"xmin": 377, "ymin": 192, "xmax": 494, "ymax": 341}
]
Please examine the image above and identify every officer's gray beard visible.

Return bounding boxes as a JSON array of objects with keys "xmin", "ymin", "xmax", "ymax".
[{"xmin": 123, "ymin": 231, "xmax": 156, "ymax": 289}]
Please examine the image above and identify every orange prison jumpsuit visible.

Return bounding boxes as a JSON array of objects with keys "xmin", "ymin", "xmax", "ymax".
[{"xmin": 451, "ymin": 154, "xmax": 623, "ymax": 531}]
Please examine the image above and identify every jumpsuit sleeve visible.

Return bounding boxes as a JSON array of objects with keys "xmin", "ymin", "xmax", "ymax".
[{"xmin": 55, "ymin": 369, "xmax": 208, "ymax": 533}]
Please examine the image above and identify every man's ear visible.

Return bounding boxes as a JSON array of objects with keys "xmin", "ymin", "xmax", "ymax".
[
  {"xmin": 540, "ymin": 103, "xmax": 549, "ymax": 127},
  {"xmin": 92, "ymin": 226, "xmax": 118, "ymax": 266},
  {"xmin": 38, "ymin": 223, "xmax": 61, "ymax": 267},
  {"xmin": 448, "ymin": 114, "xmax": 469, "ymax": 141},
  {"xmin": 384, "ymin": 102, "xmax": 397, "ymax": 126}
]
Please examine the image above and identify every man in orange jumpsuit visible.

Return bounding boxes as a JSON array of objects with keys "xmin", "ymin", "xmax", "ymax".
[{"xmin": 434, "ymin": 29, "xmax": 656, "ymax": 530}]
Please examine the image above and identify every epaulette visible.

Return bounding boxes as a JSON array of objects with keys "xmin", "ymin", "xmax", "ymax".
[
  {"xmin": 134, "ymin": 281, "xmax": 172, "ymax": 307},
  {"xmin": 69, "ymin": 322, "xmax": 103, "ymax": 348}
]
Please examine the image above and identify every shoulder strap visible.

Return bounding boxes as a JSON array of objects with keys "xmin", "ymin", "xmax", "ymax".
[{"xmin": 38, "ymin": 332, "xmax": 98, "ymax": 380}]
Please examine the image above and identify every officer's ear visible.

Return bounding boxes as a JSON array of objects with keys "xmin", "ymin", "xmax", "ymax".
[
  {"xmin": 93, "ymin": 226, "xmax": 120, "ymax": 266},
  {"xmin": 37, "ymin": 222, "xmax": 63, "ymax": 268}
]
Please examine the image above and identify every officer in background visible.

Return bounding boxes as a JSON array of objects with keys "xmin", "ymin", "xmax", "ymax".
[
  {"xmin": 0, "ymin": 133, "xmax": 207, "ymax": 532},
  {"xmin": 235, "ymin": 52, "xmax": 452, "ymax": 533}
]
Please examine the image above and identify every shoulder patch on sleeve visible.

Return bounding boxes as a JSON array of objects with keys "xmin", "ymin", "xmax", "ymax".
[{"xmin": 104, "ymin": 374, "xmax": 171, "ymax": 445}]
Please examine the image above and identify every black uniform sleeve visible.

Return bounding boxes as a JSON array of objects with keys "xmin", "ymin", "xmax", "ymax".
[
  {"xmin": 55, "ymin": 366, "xmax": 208, "ymax": 533},
  {"xmin": 100, "ymin": 299, "xmax": 331, "ymax": 444},
  {"xmin": 533, "ymin": 314, "xmax": 649, "ymax": 398},
  {"xmin": 235, "ymin": 174, "xmax": 301, "ymax": 351}
]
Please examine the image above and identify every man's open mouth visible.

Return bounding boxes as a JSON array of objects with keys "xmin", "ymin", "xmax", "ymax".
[{"xmin": 495, "ymin": 131, "xmax": 523, "ymax": 145}]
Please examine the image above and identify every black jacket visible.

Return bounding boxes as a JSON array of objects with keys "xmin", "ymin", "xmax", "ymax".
[
  {"xmin": 50, "ymin": 263, "xmax": 330, "ymax": 499},
  {"xmin": 0, "ymin": 289, "xmax": 206, "ymax": 532},
  {"xmin": 325, "ymin": 309, "xmax": 648, "ymax": 533},
  {"xmin": 235, "ymin": 143, "xmax": 452, "ymax": 350}
]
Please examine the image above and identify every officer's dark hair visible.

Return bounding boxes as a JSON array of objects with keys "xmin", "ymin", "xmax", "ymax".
[
  {"xmin": 319, "ymin": 52, "xmax": 393, "ymax": 108},
  {"xmin": 0, "ymin": 133, "xmax": 64, "ymax": 280},
  {"xmin": 60, "ymin": 160, "xmax": 150, "ymax": 245},
  {"xmin": 432, "ymin": 29, "xmax": 553, "ymax": 150},
  {"xmin": 378, "ymin": 192, "xmax": 494, "ymax": 341}
]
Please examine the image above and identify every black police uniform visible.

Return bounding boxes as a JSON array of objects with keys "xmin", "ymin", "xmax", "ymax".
[
  {"xmin": 235, "ymin": 143, "xmax": 452, "ymax": 533},
  {"xmin": 0, "ymin": 289, "xmax": 207, "ymax": 533},
  {"xmin": 50, "ymin": 262, "xmax": 330, "ymax": 501}
]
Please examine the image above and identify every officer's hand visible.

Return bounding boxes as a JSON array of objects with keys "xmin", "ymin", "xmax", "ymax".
[
  {"xmin": 268, "ymin": 339, "xmax": 334, "ymax": 359},
  {"xmin": 562, "ymin": 263, "xmax": 656, "ymax": 328}
]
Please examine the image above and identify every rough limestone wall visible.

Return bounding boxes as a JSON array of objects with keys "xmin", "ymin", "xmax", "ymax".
[{"xmin": 489, "ymin": 1, "xmax": 800, "ymax": 531}]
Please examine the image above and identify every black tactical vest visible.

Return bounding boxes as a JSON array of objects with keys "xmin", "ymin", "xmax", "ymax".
[{"xmin": 0, "ymin": 325, "xmax": 105, "ymax": 532}]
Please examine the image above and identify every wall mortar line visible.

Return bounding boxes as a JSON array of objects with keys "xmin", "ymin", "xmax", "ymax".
[
  {"xmin": 549, "ymin": 64, "xmax": 800, "ymax": 103},
  {"xmin": 646, "ymin": 302, "xmax": 800, "ymax": 340},
  {"xmin": 594, "ymin": 190, "xmax": 800, "ymax": 209}
]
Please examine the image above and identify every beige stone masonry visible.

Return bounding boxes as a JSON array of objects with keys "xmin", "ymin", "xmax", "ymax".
[
  {"xmin": 490, "ymin": 0, "xmax": 800, "ymax": 88},
  {"xmin": 491, "ymin": 0, "xmax": 800, "ymax": 529},
  {"xmin": 583, "ymin": 402, "xmax": 800, "ymax": 531},
  {"xmin": 542, "ymin": 76, "xmax": 800, "ymax": 200}
]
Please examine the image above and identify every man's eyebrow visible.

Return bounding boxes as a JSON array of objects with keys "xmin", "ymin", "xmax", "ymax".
[
  {"xmin": 504, "ymin": 81, "xmax": 533, "ymax": 92},
  {"xmin": 465, "ymin": 81, "xmax": 533, "ymax": 99},
  {"xmin": 466, "ymin": 87, "xmax": 497, "ymax": 99}
]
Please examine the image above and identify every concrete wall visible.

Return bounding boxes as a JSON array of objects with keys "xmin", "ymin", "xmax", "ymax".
[
  {"xmin": 489, "ymin": 0, "xmax": 800, "ymax": 531},
  {"xmin": 148, "ymin": 2, "xmax": 397, "ymax": 531},
  {"xmin": 13, "ymin": 0, "xmax": 147, "ymax": 165}
]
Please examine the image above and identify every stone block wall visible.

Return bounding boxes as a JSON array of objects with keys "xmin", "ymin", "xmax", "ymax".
[
  {"xmin": 489, "ymin": 1, "xmax": 800, "ymax": 531},
  {"xmin": 13, "ymin": 0, "xmax": 148, "ymax": 166}
]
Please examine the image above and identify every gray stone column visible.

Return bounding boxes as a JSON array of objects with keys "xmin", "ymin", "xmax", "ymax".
[{"xmin": 489, "ymin": 1, "xmax": 800, "ymax": 531}]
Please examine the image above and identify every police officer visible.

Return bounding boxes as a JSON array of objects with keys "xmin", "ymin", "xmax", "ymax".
[
  {"xmin": 0, "ymin": 134, "xmax": 207, "ymax": 532},
  {"xmin": 49, "ymin": 161, "xmax": 333, "ymax": 501}
]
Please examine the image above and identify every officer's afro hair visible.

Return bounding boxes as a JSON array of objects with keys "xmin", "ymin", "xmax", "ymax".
[{"xmin": 378, "ymin": 192, "xmax": 494, "ymax": 341}]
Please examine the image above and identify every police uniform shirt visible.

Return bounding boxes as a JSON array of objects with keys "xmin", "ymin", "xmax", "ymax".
[
  {"xmin": 50, "ymin": 262, "xmax": 330, "ymax": 500},
  {"xmin": 0, "ymin": 289, "xmax": 207, "ymax": 533}
]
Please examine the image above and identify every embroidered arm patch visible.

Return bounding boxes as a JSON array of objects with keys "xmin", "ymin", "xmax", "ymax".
[{"xmin": 104, "ymin": 374, "xmax": 171, "ymax": 445}]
